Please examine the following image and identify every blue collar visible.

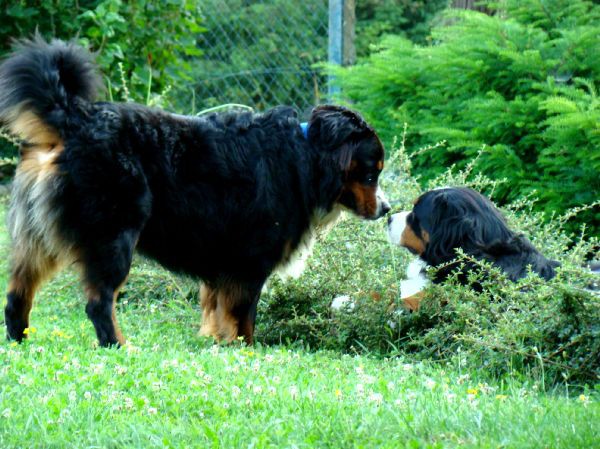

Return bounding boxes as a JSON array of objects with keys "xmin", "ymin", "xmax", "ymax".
[{"xmin": 300, "ymin": 122, "xmax": 309, "ymax": 139}]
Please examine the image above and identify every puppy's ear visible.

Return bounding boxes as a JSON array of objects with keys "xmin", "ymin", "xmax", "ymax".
[
  {"xmin": 308, "ymin": 105, "xmax": 375, "ymax": 170},
  {"xmin": 424, "ymin": 190, "xmax": 514, "ymax": 265}
]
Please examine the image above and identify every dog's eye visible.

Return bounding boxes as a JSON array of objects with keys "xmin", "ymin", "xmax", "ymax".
[{"xmin": 365, "ymin": 173, "xmax": 377, "ymax": 184}]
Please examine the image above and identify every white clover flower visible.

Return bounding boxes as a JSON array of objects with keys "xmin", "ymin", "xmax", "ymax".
[
  {"xmin": 368, "ymin": 392, "xmax": 383, "ymax": 405},
  {"xmin": 424, "ymin": 378, "xmax": 436, "ymax": 390},
  {"xmin": 355, "ymin": 384, "xmax": 365, "ymax": 397},
  {"xmin": 457, "ymin": 374, "xmax": 470, "ymax": 384}
]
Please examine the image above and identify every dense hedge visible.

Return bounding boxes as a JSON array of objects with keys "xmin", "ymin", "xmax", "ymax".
[{"xmin": 333, "ymin": 0, "xmax": 600, "ymax": 234}]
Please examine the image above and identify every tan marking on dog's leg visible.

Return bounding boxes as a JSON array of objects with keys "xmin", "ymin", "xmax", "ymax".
[
  {"xmin": 199, "ymin": 284, "xmax": 219, "ymax": 338},
  {"xmin": 5, "ymin": 247, "xmax": 58, "ymax": 341},
  {"xmin": 84, "ymin": 283, "xmax": 126, "ymax": 347},
  {"xmin": 213, "ymin": 284, "xmax": 243, "ymax": 343},
  {"xmin": 402, "ymin": 292, "xmax": 424, "ymax": 312}
]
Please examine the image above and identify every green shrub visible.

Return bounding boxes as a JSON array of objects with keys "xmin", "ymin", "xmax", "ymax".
[
  {"xmin": 256, "ymin": 134, "xmax": 599, "ymax": 388},
  {"xmin": 333, "ymin": 0, "xmax": 600, "ymax": 234},
  {"xmin": 0, "ymin": 0, "xmax": 203, "ymax": 109}
]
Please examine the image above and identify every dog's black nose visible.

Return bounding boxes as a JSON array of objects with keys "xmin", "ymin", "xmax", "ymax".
[{"xmin": 387, "ymin": 214, "xmax": 393, "ymax": 226}]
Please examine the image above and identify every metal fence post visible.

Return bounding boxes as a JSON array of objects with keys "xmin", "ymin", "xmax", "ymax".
[{"xmin": 328, "ymin": 0, "xmax": 355, "ymax": 100}]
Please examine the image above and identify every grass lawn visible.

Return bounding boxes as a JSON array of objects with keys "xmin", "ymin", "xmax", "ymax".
[{"xmin": 0, "ymin": 197, "xmax": 598, "ymax": 448}]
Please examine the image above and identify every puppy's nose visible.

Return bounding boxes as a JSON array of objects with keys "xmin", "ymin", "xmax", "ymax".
[
  {"xmin": 381, "ymin": 201, "xmax": 391, "ymax": 217},
  {"xmin": 387, "ymin": 214, "xmax": 393, "ymax": 226}
]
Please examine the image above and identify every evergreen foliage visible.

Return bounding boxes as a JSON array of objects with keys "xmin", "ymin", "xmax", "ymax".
[{"xmin": 334, "ymin": 0, "xmax": 600, "ymax": 233}]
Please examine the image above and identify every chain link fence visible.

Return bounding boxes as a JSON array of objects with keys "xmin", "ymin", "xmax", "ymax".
[{"xmin": 193, "ymin": 0, "xmax": 329, "ymax": 116}]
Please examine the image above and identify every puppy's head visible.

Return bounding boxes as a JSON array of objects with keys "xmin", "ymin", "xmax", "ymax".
[
  {"xmin": 387, "ymin": 187, "xmax": 514, "ymax": 266},
  {"xmin": 308, "ymin": 105, "xmax": 389, "ymax": 220}
]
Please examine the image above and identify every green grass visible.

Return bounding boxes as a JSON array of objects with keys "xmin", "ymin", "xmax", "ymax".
[{"xmin": 0, "ymin": 197, "xmax": 598, "ymax": 449}]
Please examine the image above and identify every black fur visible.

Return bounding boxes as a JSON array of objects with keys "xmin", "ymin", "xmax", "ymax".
[
  {"xmin": 1, "ymin": 38, "xmax": 388, "ymax": 346},
  {"xmin": 0, "ymin": 35, "xmax": 102, "ymax": 131},
  {"xmin": 412, "ymin": 188, "xmax": 559, "ymax": 284}
]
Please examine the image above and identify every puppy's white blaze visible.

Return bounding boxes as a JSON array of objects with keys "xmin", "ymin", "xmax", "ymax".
[
  {"xmin": 406, "ymin": 258, "xmax": 427, "ymax": 278},
  {"xmin": 401, "ymin": 258, "xmax": 430, "ymax": 299},
  {"xmin": 376, "ymin": 187, "xmax": 390, "ymax": 216},
  {"xmin": 387, "ymin": 211, "xmax": 410, "ymax": 245},
  {"xmin": 400, "ymin": 276, "xmax": 429, "ymax": 299}
]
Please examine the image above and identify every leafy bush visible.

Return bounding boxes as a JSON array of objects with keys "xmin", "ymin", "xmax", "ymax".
[
  {"xmin": 333, "ymin": 0, "xmax": 600, "ymax": 233},
  {"xmin": 256, "ymin": 134, "xmax": 599, "ymax": 388}
]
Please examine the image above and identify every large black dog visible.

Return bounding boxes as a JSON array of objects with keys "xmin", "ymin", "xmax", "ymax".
[
  {"xmin": 0, "ymin": 37, "xmax": 390, "ymax": 346},
  {"xmin": 387, "ymin": 187, "xmax": 559, "ymax": 289}
]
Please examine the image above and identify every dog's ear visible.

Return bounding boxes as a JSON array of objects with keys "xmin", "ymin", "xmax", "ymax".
[
  {"xmin": 308, "ymin": 105, "xmax": 375, "ymax": 170},
  {"xmin": 424, "ymin": 190, "xmax": 514, "ymax": 265}
]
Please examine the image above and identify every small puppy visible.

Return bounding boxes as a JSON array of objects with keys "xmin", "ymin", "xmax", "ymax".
[
  {"xmin": 0, "ymin": 37, "xmax": 390, "ymax": 347},
  {"xmin": 388, "ymin": 187, "xmax": 559, "ymax": 308}
]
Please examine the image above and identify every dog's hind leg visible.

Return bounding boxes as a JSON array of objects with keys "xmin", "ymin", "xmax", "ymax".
[
  {"xmin": 199, "ymin": 283, "xmax": 218, "ymax": 339},
  {"xmin": 200, "ymin": 280, "xmax": 264, "ymax": 345},
  {"xmin": 82, "ymin": 231, "xmax": 138, "ymax": 347},
  {"xmin": 5, "ymin": 246, "xmax": 58, "ymax": 342}
]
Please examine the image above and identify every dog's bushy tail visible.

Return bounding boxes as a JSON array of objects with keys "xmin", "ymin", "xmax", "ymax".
[{"xmin": 0, "ymin": 35, "xmax": 101, "ymax": 145}]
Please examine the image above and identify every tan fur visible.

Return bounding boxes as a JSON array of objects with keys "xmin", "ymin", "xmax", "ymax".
[
  {"xmin": 345, "ymin": 182, "xmax": 378, "ymax": 218},
  {"xmin": 8, "ymin": 132, "xmax": 73, "ymax": 265},
  {"xmin": 6, "ymin": 109, "xmax": 60, "ymax": 147},
  {"xmin": 199, "ymin": 283, "xmax": 243, "ymax": 343},
  {"xmin": 403, "ymin": 292, "xmax": 424, "ymax": 311},
  {"xmin": 84, "ymin": 284, "xmax": 126, "ymax": 346},
  {"xmin": 6, "ymin": 110, "xmax": 74, "ymax": 328},
  {"xmin": 400, "ymin": 225, "xmax": 429, "ymax": 255},
  {"xmin": 6, "ymin": 251, "xmax": 59, "ymax": 332}
]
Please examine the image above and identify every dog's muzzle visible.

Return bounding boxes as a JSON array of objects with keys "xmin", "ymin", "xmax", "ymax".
[
  {"xmin": 375, "ymin": 188, "xmax": 391, "ymax": 219},
  {"xmin": 387, "ymin": 211, "xmax": 409, "ymax": 245}
]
